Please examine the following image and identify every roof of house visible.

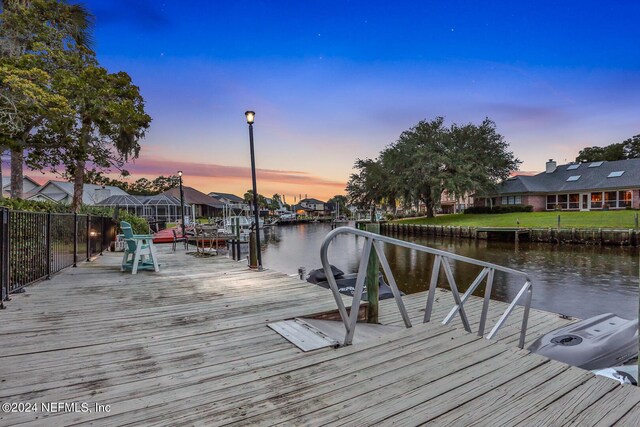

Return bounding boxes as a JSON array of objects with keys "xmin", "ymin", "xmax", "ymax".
[
  {"xmin": 209, "ymin": 192, "xmax": 244, "ymax": 203},
  {"xmin": 291, "ymin": 204, "xmax": 314, "ymax": 212},
  {"xmin": 164, "ymin": 187, "xmax": 225, "ymax": 208},
  {"xmin": 96, "ymin": 195, "xmax": 145, "ymax": 206},
  {"xmin": 300, "ymin": 198, "xmax": 325, "ymax": 204},
  {"xmin": 33, "ymin": 180, "xmax": 129, "ymax": 204},
  {"xmin": 497, "ymin": 159, "xmax": 640, "ymax": 195},
  {"xmin": 2, "ymin": 175, "xmax": 41, "ymax": 189},
  {"xmin": 141, "ymin": 194, "xmax": 186, "ymax": 206}
]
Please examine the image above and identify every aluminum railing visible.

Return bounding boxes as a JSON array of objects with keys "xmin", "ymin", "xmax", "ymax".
[{"xmin": 320, "ymin": 227, "xmax": 533, "ymax": 348}]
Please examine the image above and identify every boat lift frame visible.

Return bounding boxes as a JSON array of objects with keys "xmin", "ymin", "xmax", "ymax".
[{"xmin": 320, "ymin": 227, "xmax": 533, "ymax": 348}]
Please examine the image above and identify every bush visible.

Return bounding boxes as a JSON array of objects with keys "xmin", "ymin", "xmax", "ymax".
[
  {"xmin": 0, "ymin": 198, "xmax": 71, "ymax": 213},
  {"xmin": 464, "ymin": 205, "xmax": 533, "ymax": 214},
  {"xmin": 116, "ymin": 210, "xmax": 150, "ymax": 234},
  {"xmin": 463, "ymin": 206, "xmax": 492, "ymax": 214},
  {"xmin": 0, "ymin": 198, "xmax": 149, "ymax": 234},
  {"xmin": 0, "ymin": 198, "xmax": 115, "ymax": 216}
]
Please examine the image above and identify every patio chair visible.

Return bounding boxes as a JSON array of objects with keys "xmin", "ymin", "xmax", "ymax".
[
  {"xmin": 172, "ymin": 228, "xmax": 188, "ymax": 251},
  {"xmin": 120, "ymin": 221, "xmax": 160, "ymax": 274}
]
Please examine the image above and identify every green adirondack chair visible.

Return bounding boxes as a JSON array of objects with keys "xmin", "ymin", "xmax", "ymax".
[{"xmin": 120, "ymin": 221, "xmax": 160, "ymax": 274}]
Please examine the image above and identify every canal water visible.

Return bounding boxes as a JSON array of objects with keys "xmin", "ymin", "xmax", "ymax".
[{"xmin": 260, "ymin": 222, "xmax": 639, "ymax": 320}]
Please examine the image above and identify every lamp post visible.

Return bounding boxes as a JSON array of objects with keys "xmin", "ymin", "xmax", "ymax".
[
  {"xmin": 178, "ymin": 170, "xmax": 186, "ymax": 237},
  {"xmin": 245, "ymin": 110, "xmax": 263, "ymax": 269}
]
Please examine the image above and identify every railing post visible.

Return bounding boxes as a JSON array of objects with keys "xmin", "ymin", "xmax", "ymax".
[
  {"xmin": 100, "ymin": 216, "xmax": 104, "ymax": 255},
  {"xmin": 235, "ymin": 217, "xmax": 241, "ymax": 261},
  {"xmin": 424, "ymin": 255, "xmax": 442, "ymax": 323},
  {"xmin": 86, "ymin": 214, "xmax": 91, "ymax": 261},
  {"xmin": 0, "ymin": 208, "xmax": 8, "ymax": 306},
  {"xmin": 73, "ymin": 212, "xmax": 78, "ymax": 267},
  {"xmin": 249, "ymin": 231, "xmax": 257, "ymax": 268},
  {"xmin": 46, "ymin": 212, "xmax": 52, "ymax": 280},
  {"xmin": 365, "ymin": 223, "xmax": 380, "ymax": 323},
  {"xmin": 477, "ymin": 268, "xmax": 494, "ymax": 336}
]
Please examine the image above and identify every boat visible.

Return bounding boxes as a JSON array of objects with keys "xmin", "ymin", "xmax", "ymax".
[
  {"xmin": 528, "ymin": 313, "xmax": 638, "ymax": 370},
  {"xmin": 306, "ymin": 265, "xmax": 402, "ymax": 301},
  {"xmin": 333, "ymin": 201, "xmax": 349, "ymax": 224},
  {"xmin": 219, "ymin": 203, "xmax": 264, "ymax": 240}
]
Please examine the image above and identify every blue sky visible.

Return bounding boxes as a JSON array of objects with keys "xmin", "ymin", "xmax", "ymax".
[{"xmin": 82, "ymin": 0, "xmax": 640, "ymax": 199}]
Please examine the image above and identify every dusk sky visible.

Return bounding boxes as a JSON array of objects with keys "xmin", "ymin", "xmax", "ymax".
[{"xmin": 74, "ymin": 0, "xmax": 640, "ymax": 200}]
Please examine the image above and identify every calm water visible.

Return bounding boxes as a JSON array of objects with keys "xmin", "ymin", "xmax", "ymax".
[{"xmin": 260, "ymin": 223, "xmax": 639, "ymax": 320}]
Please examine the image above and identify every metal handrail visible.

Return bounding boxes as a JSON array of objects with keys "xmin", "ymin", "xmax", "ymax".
[{"xmin": 320, "ymin": 227, "xmax": 533, "ymax": 348}]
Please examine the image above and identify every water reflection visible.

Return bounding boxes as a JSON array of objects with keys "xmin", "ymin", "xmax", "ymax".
[{"xmin": 260, "ymin": 223, "xmax": 639, "ymax": 319}]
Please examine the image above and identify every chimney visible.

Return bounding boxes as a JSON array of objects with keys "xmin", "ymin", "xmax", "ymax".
[{"xmin": 546, "ymin": 159, "xmax": 557, "ymax": 174}]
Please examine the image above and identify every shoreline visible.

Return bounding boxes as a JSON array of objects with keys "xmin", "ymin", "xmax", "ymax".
[{"xmin": 383, "ymin": 223, "xmax": 640, "ymax": 246}]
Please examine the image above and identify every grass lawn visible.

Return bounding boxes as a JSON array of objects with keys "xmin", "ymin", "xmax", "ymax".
[{"xmin": 394, "ymin": 210, "xmax": 640, "ymax": 229}]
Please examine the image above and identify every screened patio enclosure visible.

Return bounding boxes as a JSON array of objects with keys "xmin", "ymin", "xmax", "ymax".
[
  {"xmin": 96, "ymin": 195, "xmax": 144, "ymax": 216},
  {"xmin": 97, "ymin": 194, "xmax": 188, "ymax": 223}
]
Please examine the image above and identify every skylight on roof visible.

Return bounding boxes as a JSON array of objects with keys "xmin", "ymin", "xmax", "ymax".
[
  {"xmin": 566, "ymin": 175, "xmax": 581, "ymax": 182},
  {"xmin": 566, "ymin": 164, "xmax": 580, "ymax": 170},
  {"xmin": 589, "ymin": 161, "xmax": 604, "ymax": 168},
  {"xmin": 607, "ymin": 171, "xmax": 625, "ymax": 178}
]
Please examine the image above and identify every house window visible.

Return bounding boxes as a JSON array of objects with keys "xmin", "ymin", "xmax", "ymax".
[
  {"xmin": 557, "ymin": 194, "xmax": 568, "ymax": 209},
  {"xmin": 619, "ymin": 190, "xmax": 632, "ymax": 208},
  {"xmin": 501, "ymin": 195, "xmax": 522, "ymax": 205},
  {"xmin": 591, "ymin": 192, "xmax": 603, "ymax": 209},
  {"xmin": 568, "ymin": 194, "xmax": 580, "ymax": 210},
  {"xmin": 546, "ymin": 195, "xmax": 557, "ymax": 210},
  {"xmin": 604, "ymin": 191, "xmax": 618, "ymax": 208}
]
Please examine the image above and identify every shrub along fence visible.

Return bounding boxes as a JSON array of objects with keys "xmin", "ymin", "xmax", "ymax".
[{"xmin": 0, "ymin": 208, "xmax": 116, "ymax": 307}]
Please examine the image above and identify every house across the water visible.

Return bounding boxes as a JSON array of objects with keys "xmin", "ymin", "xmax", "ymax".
[
  {"xmin": 208, "ymin": 191, "xmax": 244, "ymax": 205},
  {"xmin": 27, "ymin": 180, "xmax": 128, "ymax": 205},
  {"xmin": 477, "ymin": 158, "xmax": 640, "ymax": 212},
  {"xmin": 162, "ymin": 186, "xmax": 224, "ymax": 218}
]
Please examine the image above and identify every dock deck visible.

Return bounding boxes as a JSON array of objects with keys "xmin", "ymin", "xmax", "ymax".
[{"xmin": 1, "ymin": 246, "xmax": 639, "ymax": 426}]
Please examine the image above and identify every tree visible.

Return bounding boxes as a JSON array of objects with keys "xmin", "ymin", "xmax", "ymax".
[
  {"xmin": 0, "ymin": 0, "xmax": 94, "ymax": 198},
  {"xmin": 244, "ymin": 189, "xmax": 267, "ymax": 208},
  {"xmin": 84, "ymin": 173, "xmax": 180, "ymax": 195},
  {"xmin": 0, "ymin": 63, "xmax": 68, "ymax": 197},
  {"xmin": 576, "ymin": 143, "xmax": 625, "ymax": 162},
  {"xmin": 326, "ymin": 194, "xmax": 348, "ymax": 216},
  {"xmin": 29, "ymin": 50, "xmax": 151, "ymax": 211},
  {"xmin": 346, "ymin": 157, "xmax": 389, "ymax": 216},
  {"xmin": 269, "ymin": 194, "xmax": 282, "ymax": 212},
  {"xmin": 574, "ymin": 135, "xmax": 640, "ymax": 162},
  {"xmin": 348, "ymin": 117, "xmax": 520, "ymax": 218}
]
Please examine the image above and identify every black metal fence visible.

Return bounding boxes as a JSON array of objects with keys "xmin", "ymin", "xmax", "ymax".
[{"xmin": 0, "ymin": 208, "xmax": 116, "ymax": 305}]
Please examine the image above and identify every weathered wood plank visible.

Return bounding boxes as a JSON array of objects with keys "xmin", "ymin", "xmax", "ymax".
[
  {"xmin": 1, "ymin": 244, "xmax": 639, "ymax": 427},
  {"xmin": 521, "ymin": 376, "xmax": 621, "ymax": 426}
]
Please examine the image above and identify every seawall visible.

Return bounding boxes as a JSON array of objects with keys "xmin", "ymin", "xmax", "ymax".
[{"xmin": 382, "ymin": 223, "xmax": 640, "ymax": 246}]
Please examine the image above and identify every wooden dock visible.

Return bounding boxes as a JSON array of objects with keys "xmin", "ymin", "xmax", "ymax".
[{"xmin": 1, "ymin": 245, "xmax": 639, "ymax": 426}]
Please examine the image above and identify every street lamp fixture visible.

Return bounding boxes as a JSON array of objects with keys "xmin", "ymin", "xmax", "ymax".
[
  {"xmin": 178, "ymin": 170, "xmax": 186, "ymax": 237},
  {"xmin": 245, "ymin": 110, "xmax": 262, "ymax": 269}
]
